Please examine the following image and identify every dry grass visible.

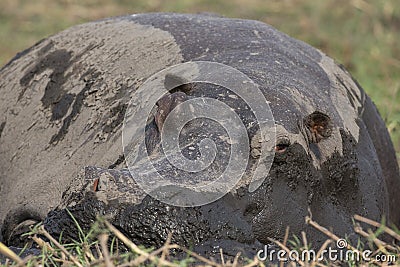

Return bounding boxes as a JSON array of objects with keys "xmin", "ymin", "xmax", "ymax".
[{"xmin": 0, "ymin": 213, "xmax": 399, "ymax": 266}]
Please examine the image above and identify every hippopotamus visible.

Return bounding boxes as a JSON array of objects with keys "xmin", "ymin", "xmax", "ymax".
[{"xmin": 0, "ymin": 13, "xmax": 399, "ymax": 258}]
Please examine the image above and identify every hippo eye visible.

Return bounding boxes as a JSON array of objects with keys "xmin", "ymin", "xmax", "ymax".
[
  {"xmin": 303, "ymin": 111, "xmax": 332, "ymax": 143},
  {"xmin": 275, "ymin": 137, "xmax": 290, "ymax": 153}
]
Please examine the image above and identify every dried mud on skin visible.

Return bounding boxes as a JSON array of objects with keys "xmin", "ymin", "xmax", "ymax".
[
  {"xmin": 0, "ymin": 19, "xmax": 183, "ymax": 233},
  {"xmin": 0, "ymin": 14, "xmax": 399, "ymax": 259}
]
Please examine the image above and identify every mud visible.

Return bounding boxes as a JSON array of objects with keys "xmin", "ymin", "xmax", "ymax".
[
  {"xmin": 0, "ymin": 18, "xmax": 183, "ymax": 237},
  {"xmin": 0, "ymin": 122, "xmax": 5, "ymax": 139},
  {"xmin": 32, "ymin": 128, "xmax": 364, "ymax": 259},
  {"xmin": 43, "ymin": 167, "xmax": 261, "ymax": 259},
  {"xmin": 0, "ymin": 13, "xmax": 399, "ymax": 260}
]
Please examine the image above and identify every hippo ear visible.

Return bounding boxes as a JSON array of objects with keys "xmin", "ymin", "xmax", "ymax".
[
  {"xmin": 164, "ymin": 73, "xmax": 194, "ymax": 94},
  {"xmin": 303, "ymin": 111, "xmax": 333, "ymax": 143},
  {"xmin": 155, "ymin": 92, "xmax": 189, "ymax": 132}
]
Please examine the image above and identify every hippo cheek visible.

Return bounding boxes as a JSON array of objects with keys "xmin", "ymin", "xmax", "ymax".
[
  {"xmin": 248, "ymin": 137, "xmax": 318, "ymax": 244},
  {"xmin": 251, "ymin": 176, "xmax": 309, "ymax": 243}
]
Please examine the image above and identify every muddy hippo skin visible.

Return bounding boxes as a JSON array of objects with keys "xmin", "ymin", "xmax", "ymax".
[{"xmin": 0, "ymin": 13, "xmax": 399, "ymax": 257}]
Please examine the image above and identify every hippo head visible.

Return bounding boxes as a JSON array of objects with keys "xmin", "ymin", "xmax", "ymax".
[{"xmin": 120, "ymin": 56, "xmax": 389, "ymax": 246}]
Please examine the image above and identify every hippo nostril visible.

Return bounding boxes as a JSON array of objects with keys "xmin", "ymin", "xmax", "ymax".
[
  {"xmin": 8, "ymin": 219, "xmax": 38, "ymax": 244},
  {"xmin": 275, "ymin": 143, "xmax": 289, "ymax": 152},
  {"xmin": 2, "ymin": 209, "xmax": 42, "ymax": 246},
  {"xmin": 275, "ymin": 137, "xmax": 290, "ymax": 153},
  {"xmin": 303, "ymin": 111, "xmax": 332, "ymax": 143}
]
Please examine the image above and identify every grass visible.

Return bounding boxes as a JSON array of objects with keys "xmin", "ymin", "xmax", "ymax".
[
  {"xmin": 0, "ymin": 213, "xmax": 399, "ymax": 266},
  {"xmin": 0, "ymin": 0, "xmax": 399, "ymax": 157}
]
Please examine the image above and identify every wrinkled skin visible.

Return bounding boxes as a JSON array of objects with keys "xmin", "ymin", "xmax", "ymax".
[{"xmin": 0, "ymin": 13, "xmax": 399, "ymax": 259}]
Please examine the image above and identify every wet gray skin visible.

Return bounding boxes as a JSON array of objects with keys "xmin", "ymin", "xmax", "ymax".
[{"xmin": 0, "ymin": 13, "xmax": 399, "ymax": 259}]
